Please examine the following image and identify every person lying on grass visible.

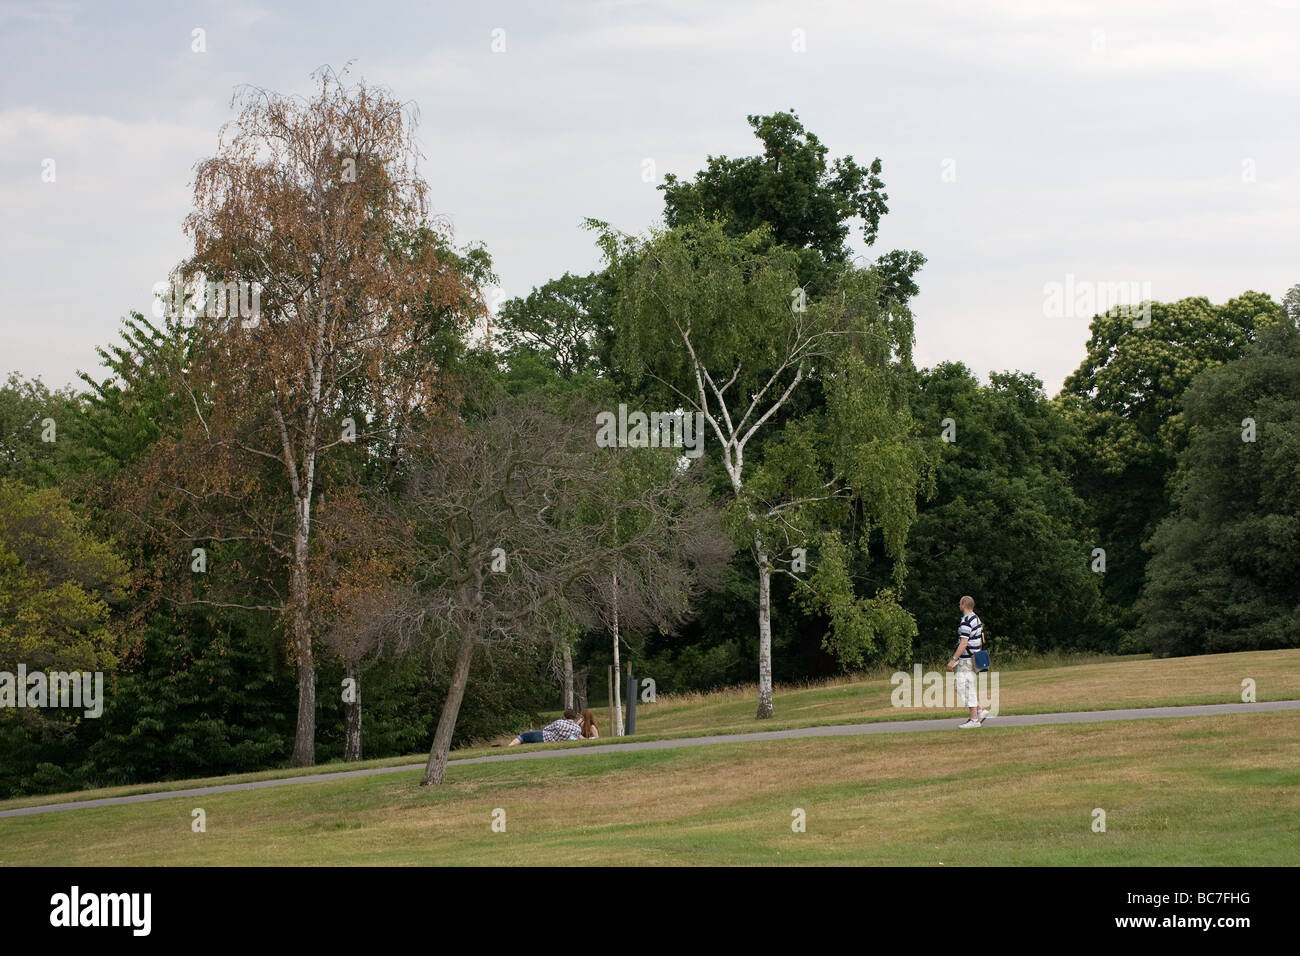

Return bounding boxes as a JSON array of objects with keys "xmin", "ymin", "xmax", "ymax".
[{"xmin": 508, "ymin": 709, "xmax": 597, "ymax": 746}]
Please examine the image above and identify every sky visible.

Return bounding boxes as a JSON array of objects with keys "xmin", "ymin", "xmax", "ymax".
[{"xmin": 1, "ymin": 0, "xmax": 1296, "ymax": 396}]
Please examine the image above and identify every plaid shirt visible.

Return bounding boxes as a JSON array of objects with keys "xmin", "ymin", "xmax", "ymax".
[{"xmin": 541, "ymin": 718, "xmax": 583, "ymax": 742}]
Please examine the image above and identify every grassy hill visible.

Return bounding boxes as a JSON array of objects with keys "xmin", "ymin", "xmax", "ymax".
[
  {"xmin": 617, "ymin": 648, "xmax": 1300, "ymax": 738},
  {"xmin": 1, "ymin": 649, "xmax": 1298, "ymax": 865}
]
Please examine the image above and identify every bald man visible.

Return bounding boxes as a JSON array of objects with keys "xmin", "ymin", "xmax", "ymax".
[{"xmin": 946, "ymin": 595, "xmax": 990, "ymax": 727}]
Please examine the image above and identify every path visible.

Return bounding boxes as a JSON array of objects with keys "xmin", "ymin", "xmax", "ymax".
[{"xmin": 2, "ymin": 699, "xmax": 1296, "ymax": 819}]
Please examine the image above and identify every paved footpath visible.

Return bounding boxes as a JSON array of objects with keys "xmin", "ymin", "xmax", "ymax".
[{"xmin": 2, "ymin": 700, "xmax": 1296, "ymax": 819}]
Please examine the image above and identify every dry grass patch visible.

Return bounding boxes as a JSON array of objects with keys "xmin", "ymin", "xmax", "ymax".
[
  {"xmin": 626, "ymin": 648, "xmax": 1300, "ymax": 738},
  {"xmin": 3, "ymin": 648, "xmax": 1297, "ymax": 819},
  {"xmin": 5, "ymin": 711, "xmax": 1296, "ymax": 865}
]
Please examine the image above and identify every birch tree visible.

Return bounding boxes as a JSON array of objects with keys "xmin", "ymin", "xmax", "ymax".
[
  {"xmin": 601, "ymin": 219, "xmax": 929, "ymax": 718},
  {"xmin": 135, "ymin": 70, "xmax": 484, "ymax": 766}
]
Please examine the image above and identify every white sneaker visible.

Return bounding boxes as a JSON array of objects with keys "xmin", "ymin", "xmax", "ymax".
[
  {"xmin": 959, "ymin": 719, "xmax": 981, "ymax": 728},
  {"xmin": 978, "ymin": 709, "xmax": 990, "ymax": 721}
]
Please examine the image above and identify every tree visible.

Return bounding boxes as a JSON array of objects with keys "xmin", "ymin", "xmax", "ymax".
[
  {"xmin": 899, "ymin": 364, "xmax": 1104, "ymax": 658},
  {"xmin": 659, "ymin": 109, "xmax": 923, "ymax": 302},
  {"xmin": 570, "ymin": 445, "xmax": 734, "ymax": 735},
  {"xmin": 129, "ymin": 69, "xmax": 486, "ymax": 766},
  {"xmin": 495, "ymin": 272, "xmax": 611, "ymax": 383},
  {"xmin": 0, "ymin": 374, "xmax": 82, "ymax": 487},
  {"xmin": 602, "ymin": 219, "xmax": 929, "ymax": 717},
  {"xmin": 311, "ymin": 483, "xmax": 410, "ymax": 762},
  {"xmin": 77, "ymin": 610, "xmax": 295, "ymax": 788},
  {"xmin": 313, "ymin": 228, "xmax": 493, "ymax": 762},
  {"xmin": 76, "ymin": 314, "xmax": 202, "ymax": 483},
  {"xmin": 1059, "ymin": 291, "xmax": 1276, "ymax": 639},
  {"xmin": 1136, "ymin": 307, "xmax": 1300, "ymax": 655},
  {"xmin": 0, "ymin": 480, "xmax": 128, "ymax": 684},
  {"xmin": 342, "ymin": 394, "xmax": 726, "ymax": 784}
]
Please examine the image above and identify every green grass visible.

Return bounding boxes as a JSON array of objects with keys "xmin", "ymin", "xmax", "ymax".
[
  {"xmin": 2, "ymin": 711, "xmax": 1297, "ymax": 865},
  {"xmin": 622, "ymin": 648, "xmax": 1300, "ymax": 739},
  {"xmin": 2, "ymin": 647, "xmax": 1296, "ymax": 813}
]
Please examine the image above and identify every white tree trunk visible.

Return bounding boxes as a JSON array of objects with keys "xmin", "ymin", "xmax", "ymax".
[
  {"xmin": 756, "ymin": 542, "xmax": 773, "ymax": 719},
  {"xmin": 612, "ymin": 570, "xmax": 624, "ymax": 736}
]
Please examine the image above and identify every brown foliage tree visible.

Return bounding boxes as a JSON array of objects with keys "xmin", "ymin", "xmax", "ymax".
[{"xmin": 126, "ymin": 69, "xmax": 485, "ymax": 766}]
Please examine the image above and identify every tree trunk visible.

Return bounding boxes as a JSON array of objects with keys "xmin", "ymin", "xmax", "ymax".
[
  {"xmin": 292, "ymin": 651, "xmax": 315, "ymax": 765},
  {"xmin": 289, "ymin": 545, "xmax": 315, "ymax": 766},
  {"xmin": 574, "ymin": 669, "xmax": 588, "ymax": 712},
  {"xmin": 343, "ymin": 657, "xmax": 362, "ymax": 762},
  {"xmin": 562, "ymin": 642, "xmax": 574, "ymax": 711},
  {"xmin": 755, "ymin": 542, "xmax": 773, "ymax": 719},
  {"xmin": 612, "ymin": 570, "xmax": 624, "ymax": 736},
  {"xmin": 422, "ymin": 630, "xmax": 476, "ymax": 786}
]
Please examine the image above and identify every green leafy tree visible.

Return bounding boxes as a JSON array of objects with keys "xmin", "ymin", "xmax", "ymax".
[
  {"xmin": 0, "ymin": 479, "xmax": 128, "ymax": 679},
  {"xmin": 603, "ymin": 219, "xmax": 929, "ymax": 717},
  {"xmin": 76, "ymin": 313, "xmax": 200, "ymax": 480},
  {"xmin": 1136, "ymin": 306, "xmax": 1300, "ymax": 655},
  {"xmin": 0, "ymin": 312, "xmax": 302, "ymax": 796},
  {"xmin": 76, "ymin": 611, "xmax": 294, "ymax": 787},
  {"xmin": 0, "ymin": 374, "xmax": 82, "ymax": 487},
  {"xmin": 495, "ymin": 271, "xmax": 612, "ymax": 383},
  {"xmin": 1058, "ymin": 291, "xmax": 1276, "ymax": 637},
  {"xmin": 659, "ymin": 109, "xmax": 923, "ymax": 300},
  {"xmin": 0, "ymin": 477, "xmax": 129, "ymax": 796},
  {"xmin": 900, "ymin": 364, "xmax": 1104, "ymax": 659}
]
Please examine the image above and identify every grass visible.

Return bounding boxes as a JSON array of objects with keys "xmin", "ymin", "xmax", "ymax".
[
  {"xmin": 1, "ymin": 647, "xmax": 1296, "ymax": 813},
  {"xmin": 2, "ymin": 711, "xmax": 1297, "ymax": 865},
  {"xmin": 623, "ymin": 648, "xmax": 1300, "ymax": 738}
]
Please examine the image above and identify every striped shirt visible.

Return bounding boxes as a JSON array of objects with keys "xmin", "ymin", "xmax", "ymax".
[
  {"xmin": 541, "ymin": 718, "xmax": 583, "ymax": 742},
  {"xmin": 958, "ymin": 613, "xmax": 984, "ymax": 658}
]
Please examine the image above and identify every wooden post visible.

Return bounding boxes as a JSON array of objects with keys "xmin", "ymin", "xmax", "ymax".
[{"xmin": 625, "ymin": 664, "xmax": 637, "ymax": 737}]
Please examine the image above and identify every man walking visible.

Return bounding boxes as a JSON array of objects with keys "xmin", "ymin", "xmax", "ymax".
[{"xmin": 946, "ymin": 595, "xmax": 990, "ymax": 728}]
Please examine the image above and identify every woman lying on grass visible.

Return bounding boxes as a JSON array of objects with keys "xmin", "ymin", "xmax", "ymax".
[{"xmin": 508, "ymin": 709, "xmax": 599, "ymax": 746}]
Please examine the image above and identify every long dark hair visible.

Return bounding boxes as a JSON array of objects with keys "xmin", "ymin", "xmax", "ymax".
[{"xmin": 580, "ymin": 709, "xmax": 597, "ymax": 738}]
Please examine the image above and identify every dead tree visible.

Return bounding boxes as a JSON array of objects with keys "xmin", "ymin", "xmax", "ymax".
[{"xmin": 352, "ymin": 396, "xmax": 730, "ymax": 785}]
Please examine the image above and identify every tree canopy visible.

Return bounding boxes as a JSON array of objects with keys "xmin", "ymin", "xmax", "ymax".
[
  {"xmin": 603, "ymin": 217, "xmax": 929, "ymax": 715},
  {"xmin": 658, "ymin": 109, "xmax": 923, "ymax": 299},
  {"xmin": 1059, "ymin": 291, "xmax": 1277, "ymax": 635},
  {"xmin": 1137, "ymin": 312, "xmax": 1300, "ymax": 655}
]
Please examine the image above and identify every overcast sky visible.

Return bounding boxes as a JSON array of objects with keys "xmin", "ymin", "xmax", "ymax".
[{"xmin": 2, "ymin": 0, "xmax": 1296, "ymax": 396}]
